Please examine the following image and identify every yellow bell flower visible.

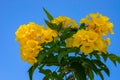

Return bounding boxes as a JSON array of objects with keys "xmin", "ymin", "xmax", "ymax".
[
  {"xmin": 51, "ymin": 16, "xmax": 78, "ymax": 28},
  {"xmin": 80, "ymin": 13, "xmax": 114, "ymax": 36},
  {"xmin": 66, "ymin": 38, "xmax": 74, "ymax": 47},
  {"xmin": 80, "ymin": 42, "xmax": 94, "ymax": 54}
]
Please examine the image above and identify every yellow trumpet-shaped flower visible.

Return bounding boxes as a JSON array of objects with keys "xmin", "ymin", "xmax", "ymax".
[
  {"xmin": 80, "ymin": 13, "xmax": 114, "ymax": 36},
  {"xmin": 105, "ymin": 38, "xmax": 111, "ymax": 45},
  {"xmin": 15, "ymin": 22, "xmax": 59, "ymax": 65},
  {"xmin": 93, "ymin": 39, "xmax": 107, "ymax": 53},
  {"xmin": 80, "ymin": 42, "xmax": 94, "ymax": 54},
  {"xmin": 15, "ymin": 22, "xmax": 45, "ymax": 43},
  {"xmin": 51, "ymin": 16, "xmax": 78, "ymax": 28},
  {"xmin": 66, "ymin": 29, "xmax": 110, "ymax": 54},
  {"xmin": 66, "ymin": 38, "xmax": 74, "ymax": 47},
  {"xmin": 20, "ymin": 40, "xmax": 43, "ymax": 65}
]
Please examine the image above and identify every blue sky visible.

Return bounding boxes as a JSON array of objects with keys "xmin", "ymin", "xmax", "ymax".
[{"xmin": 0, "ymin": 0, "xmax": 120, "ymax": 80}]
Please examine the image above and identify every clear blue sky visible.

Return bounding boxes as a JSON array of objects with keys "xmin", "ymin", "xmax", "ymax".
[{"xmin": 0, "ymin": 0, "xmax": 120, "ymax": 80}]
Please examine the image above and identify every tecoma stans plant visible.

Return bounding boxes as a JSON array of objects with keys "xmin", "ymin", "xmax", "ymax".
[{"xmin": 15, "ymin": 8, "xmax": 120, "ymax": 80}]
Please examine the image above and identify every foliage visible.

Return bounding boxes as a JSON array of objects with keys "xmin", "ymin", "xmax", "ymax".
[{"xmin": 15, "ymin": 8, "xmax": 120, "ymax": 80}]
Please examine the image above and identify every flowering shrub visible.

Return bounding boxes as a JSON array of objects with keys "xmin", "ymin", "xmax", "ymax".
[{"xmin": 15, "ymin": 8, "xmax": 120, "ymax": 80}]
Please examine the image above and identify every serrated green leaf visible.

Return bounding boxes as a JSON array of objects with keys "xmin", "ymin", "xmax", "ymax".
[
  {"xmin": 92, "ymin": 51, "xmax": 100, "ymax": 60},
  {"xmin": 87, "ymin": 70, "xmax": 94, "ymax": 80},
  {"xmin": 52, "ymin": 71, "xmax": 59, "ymax": 80},
  {"xmin": 70, "ymin": 62, "xmax": 87, "ymax": 80},
  {"xmin": 58, "ymin": 68, "xmax": 65, "ymax": 79},
  {"xmin": 86, "ymin": 60, "xmax": 105, "ymax": 80},
  {"xmin": 108, "ymin": 54, "xmax": 117, "ymax": 66},
  {"xmin": 97, "ymin": 71, "xmax": 104, "ymax": 80},
  {"xmin": 28, "ymin": 63, "xmax": 38, "ymax": 80},
  {"xmin": 83, "ymin": 59, "xmax": 98, "ymax": 74},
  {"xmin": 43, "ymin": 8, "xmax": 53, "ymax": 21},
  {"xmin": 92, "ymin": 60, "xmax": 110, "ymax": 77},
  {"xmin": 83, "ymin": 58, "xmax": 106, "ymax": 80},
  {"xmin": 101, "ymin": 53, "xmax": 108, "ymax": 62}
]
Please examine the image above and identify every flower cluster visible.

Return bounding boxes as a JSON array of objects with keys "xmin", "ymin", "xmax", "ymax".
[
  {"xmin": 15, "ymin": 22, "xmax": 58, "ymax": 64},
  {"xmin": 51, "ymin": 16, "xmax": 78, "ymax": 28},
  {"xmin": 80, "ymin": 13, "xmax": 114, "ymax": 35},
  {"xmin": 15, "ymin": 13, "xmax": 113, "ymax": 64},
  {"xmin": 15, "ymin": 9, "xmax": 120, "ymax": 80},
  {"xmin": 66, "ymin": 30, "xmax": 110, "ymax": 54},
  {"xmin": 66, "ymin": 13, "xmax": 113, "ymax": 54}
]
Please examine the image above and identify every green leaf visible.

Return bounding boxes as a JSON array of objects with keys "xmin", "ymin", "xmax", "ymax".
[
  {"xmin": 87, "ymin": 70, "xmax": 94, "ymax": 80},
  {"xmin": 108, "ymin": 53, "xmax": 120, "ymax": 65},
  {"xmin": 92, "ymin": 60, "xmax": 110, "ymax": 77},
  {"xmin": 66, "ymin": 74, "xmax": 75, "ymax": 80},
  {"xmin": 92, "ymin": 51, "xmax": 100, "ymax": 60},
  {"xmin": 45, "ymin": 20, "xmax": 56, "ymax": 30},
  {"xmin": 37, "ymin": 53, "xmax": 46, "ymax": 65},
  {"xmin": 43, "ymin": 75, "xmax": 50, "ymax": 80},
  {"xmin": 97, "ymin": 71, "xmax": 104, "ymax": 80},
  {"xmin": 43, "ymin": 8, "xmax": 53, "ymax": 21},
  {"xmin": 117, "ymin": 56, "xmax": 120, "ymax": 63},
  {"xmin": 108, "ymin": 54, "xmax": 118, "ymax": 66},
  {"xmin": 101, "ymin": 53, "xmax": 108, "ymax": 62},
  {"xmin": 89, "ymin": 54, "xmax": 93, "ymax": 59},
  {"xmin": 70, "ymin": 62, "xmax": 87, "ymax": 80},
  {"xmin": 83, "ymin": 59, "xmax": 98, "ymax": 74},
  {"xmin": 84, "ymin": 59, "xmax": 106, "ymax": 80},
  {"xmin": 39, "ymin": 65, "xmax": 52, "ymax": 75},
  {"xmin": 57, "ymin": 68, "xmax": 65, "ymax": 79},
  {"xmin": 61, "ymin": 28, "xmax": 77, "ymax": 39},
  {"xmin": 28, "ymin": 63, "xmax": 38, "ymax": 80},
  {"xmin": 45, "ymin": 20, "xmax": 62, "ymax": 32},
  {"xmin": 57, "ymin": 22, "xmax": 63, "ymax": 32},
  {"xmin": 57, "ymin": 52, "xmax": 65, "ymax": 63},
  {"xmin": 79, "ymin": 23, "xmax": 87, "ymax": 30},
  {"xmin": 43, "ymin": 55, "xmax": 59, "ymax": 66},
  {"xmin": 52, "ymin": 71, "xmax": 59, "ymax": 80}
]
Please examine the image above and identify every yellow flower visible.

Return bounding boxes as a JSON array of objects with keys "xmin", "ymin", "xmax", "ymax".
[
  {"xmin": 73, "ymin": 30, "xmax": 99, "ymax": 44},
  {"xmin": 80, "ymin": 13, "xmax": 114, "ymax": 36},
  {"xmin": 72, "ymin": 38, "xmax": 82, "ymax": 47},
  {"xmin": 51, "ymin": 16, "xmax": 78, "ymax": 28},
  {"xmin": 15, "ymin": 22, "xmax": 45, "ymax": 43},
  {"xmin": 15, "ymin": 24, "xmax": 27, "ymax": 42},
  {"xmin": 105, "ymin": 38, "xmax": 111, "ymax": 45},
  {"xmin": 105, "ymin": 22, "xmax": 114, "ymax": 34},
  {"xmin": 27, "ymin": 57, "xmax": 37, "ymax": 65},
  {"xmin": 73, "ymin": 29, "xmax": 88, "ymax": 41},
  {"xmin": 71, "ymin": 29, "xmax": 109, "ymax": 54},
  {"xmin": 93, "ymin": 39, "xmax": 107, "ymax": 53},
  {"xmin": 89, "ymin": 13, "xmax": 99, "ymax": 18},
  {"xmin": 42, "ymin": 30, "xmax": 53, "ymax": 43},
  {"xmin": 66, "ymin": 38, "xmax": 73, "ymax": 47},
  {"xmin": 80, "ymin": 42, "xmax": 94, "ymax": 54},
  {"xmin": 46, "ymin": 27, "xmax": 59, "ymax": 40},
  {"xmin": 20, "ymin": 40, "xmax": 43, "ymax": 65},
  {"xmin": 86, "ymin": 31, "xmax": 99, "ymax": 42},
  {"xmin": 15, "ymin": 22, "xmax": 47, "ymax": 65}
]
